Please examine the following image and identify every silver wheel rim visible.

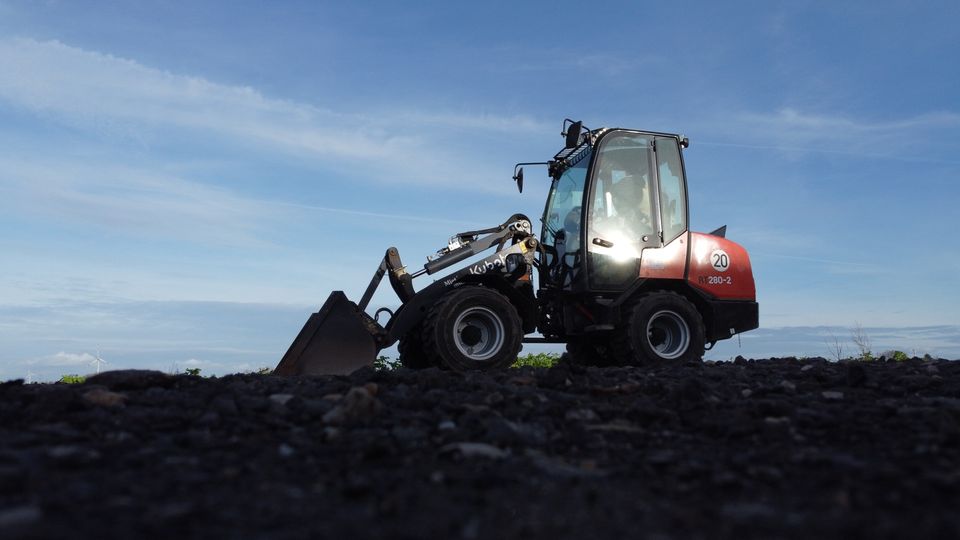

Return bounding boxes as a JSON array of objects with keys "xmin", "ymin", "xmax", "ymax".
[
  {"xmin": 453, "ymin": 307, "xmax": 505, "ymax": 361},
  {"xmin": 646, "ymin": 310, "xmax": 690, "ymax": 360}
]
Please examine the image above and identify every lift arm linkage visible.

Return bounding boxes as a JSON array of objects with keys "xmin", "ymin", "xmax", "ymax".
[{"xmin": 357, "ymin": 214, "xmax": 535, "ymax": 311}]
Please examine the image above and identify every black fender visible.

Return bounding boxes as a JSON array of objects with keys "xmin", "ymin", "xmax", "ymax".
[
  {"xmin": 382, "ymin": 278, "xmax": 452, "ymax": 347},
  {"xmin": 383, "ymin": 274, "xmax": 537, "ymax": 347},
  {"xmin": 457, "ymin": 274, "xmax": 538, "ymax": 334}
]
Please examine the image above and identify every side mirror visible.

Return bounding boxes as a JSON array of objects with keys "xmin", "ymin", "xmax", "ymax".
[
  {"xmin": 564, "ymin": 121, "xmax": 582, "ymax": 149},
  {"xmin": 513, "ymin": 167, "xmax": 524, "ymax": 193}
]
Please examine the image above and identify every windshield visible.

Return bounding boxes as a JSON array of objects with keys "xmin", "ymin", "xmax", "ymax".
[{"xmin": 540, "ymin": 150, "xmax": 590, "ymax": 286}]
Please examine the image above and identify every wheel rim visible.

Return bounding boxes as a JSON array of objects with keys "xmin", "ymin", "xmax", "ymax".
[
  {"xmin": 453, "ymin": 307, "xmax": 505, "ymax": 361},
  {"xmin": 646, "ymin": 310, "xmax": 690, "ymax": 360}
]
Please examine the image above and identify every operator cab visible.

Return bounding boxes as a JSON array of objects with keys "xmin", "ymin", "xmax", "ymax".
[{"xmin": 539, "ymin": 124, "xmax": 689, "ymax": 293}]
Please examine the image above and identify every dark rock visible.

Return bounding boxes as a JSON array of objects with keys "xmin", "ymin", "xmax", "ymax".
[
  {"xmin": 902, "ymin": 375, "xmax": 935, "ymax": 391},
  {"xmin": 721, "ymin": 501, "xmax": 777, "ymax": 521},
  {"xmin": 346, "ymin": 366, "xmax": 378, "ymax": 384},
  {"xmin": 538, "ymin": 365, "xmax": 573, "ymax": 389},
  {"xmin": 269, "ymin": 393, "xmax": 296, "ymax": 406},
  {"xmin": 440, "ymin": 442, "xmax": 508, "ymax": 459},
  {"xmin": 239, "ymin": 396, "xmax": 270, "ymax": 413},
  {"xmin": 527, "ymin": 450, "xmax": 606, "ymax": 478},
  {"xmin": 672, "ymin": 377, "xmax": 706, "ymax": 407},
  {"xmin": 209, "ymin": 395, "xmax": 239, "ymax": 416},
  {"xmin": 46, "ymin": 445, "xmax": 102, "ymax": 466},
  {"xmin": 391, "ymin": 426, "xmax": 428, "ymax": 446},
  {"xmin": 846, "ymin": 363, "xmax": 868, "ymax": 387},
  {"xmin": 300, "ymin": 397, "xmax": 334, "ymax": 418},
  {"xmin": 81, "ymin": 387, "xmax": 128, "ymax": 407},
  {"xmin": 3, "ymin": 357, "xmax": 960, "ymax": 539},
  {"xmin": 322, "ymin": 385, "xmax": 382, "ymax": 425},
  {"xmin": 484, "ymin": 391, "xmax": 505, "ymax": 405},
  {"xmin": 646, "ymin": 449, "xmax": 677, "ymax": 465},
  {"xmin": 0, "ymin": 465, "xmax": 27, "ymax": 494},
  {"xmin": 564, "ymin": 408, "xmax": 599, "ymax": 422},
  {"xmin": 755, "ymin": 399, "xmax": 794, "ymax": 418},
  {"xmin": 195, "ymin": 411, "xmax": 220, "ymax": 426},
  {"xmin": 483, "ymin": 417, "xmax": 523, "ymax": 445},
  {"xmin": 0, "ymin": 505, "xmax": 42, "ymax": 528},
  {"xmin": 85, "ymin": 369, "xmax": 175, "ymax": 390}
]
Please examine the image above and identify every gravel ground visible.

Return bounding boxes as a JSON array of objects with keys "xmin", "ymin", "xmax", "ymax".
[{"xmin": 2, "ymin": 357, "xmax": 959, "ymax": 539}]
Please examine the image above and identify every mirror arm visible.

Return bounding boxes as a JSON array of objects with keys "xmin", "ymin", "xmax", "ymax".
[{"xmin": 512, "ymin": 162, "xmax": 552, "ymax": 193}]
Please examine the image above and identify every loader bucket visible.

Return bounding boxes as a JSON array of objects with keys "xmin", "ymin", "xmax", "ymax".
[{"xmin": 274, "ymin": 291, "xmax": 383, "ymax": 376}]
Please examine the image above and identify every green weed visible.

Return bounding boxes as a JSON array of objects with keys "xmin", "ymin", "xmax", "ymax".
[
  {"xmin": 374, "ymin": 355, "xmax": 400, "ymax": 371},
  {"xmin": 512, "ymin": 352, "xmax": 560, "ymax": 368}
]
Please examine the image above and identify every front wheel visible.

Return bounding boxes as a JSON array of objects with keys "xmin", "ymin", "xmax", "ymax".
[
  {"xmin": 421, "ymin": 286, "xmax": 523, "ymax": 371},
  {"xmin": 612, "ymin": 291, "xmax": 705, "ymax": 365},
  {"xmin": 398, "ymin": 325, "xmax": 433, "ymax": 369}
]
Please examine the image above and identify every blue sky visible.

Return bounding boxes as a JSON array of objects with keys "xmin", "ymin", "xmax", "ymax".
[{"xmin": 1, "ymin": 1, "xmax": 958, "ymax": 380}]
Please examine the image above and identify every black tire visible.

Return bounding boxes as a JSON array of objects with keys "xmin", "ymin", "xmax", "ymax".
[
  {"xmin": 421, "ymin": 286, "xmax": 523, "ymax": 371},
  {"xmin": 398, "ymin": 326, "xmax": 433, "ymax": 369},
  {"xmin": 612, "ymin": 291, "xmax": 705, "ymax": 365},
  {"xmin": 565, "ymin": 336, "xmax": 616, "ymax": 366}
]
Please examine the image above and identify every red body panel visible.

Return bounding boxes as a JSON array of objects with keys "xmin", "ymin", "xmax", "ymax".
[
  {"xmin": 686, "ymin": 232, "xmax": 756, "ymax": 300},
  {"xmin": 639, "ymin": 232, "xmax": 687, "ymax": 279}
]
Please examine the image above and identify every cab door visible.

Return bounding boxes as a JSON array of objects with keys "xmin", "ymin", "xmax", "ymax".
[{"xmin": 585, "ymin": 132, "xmax": 688, "ymax": 290}]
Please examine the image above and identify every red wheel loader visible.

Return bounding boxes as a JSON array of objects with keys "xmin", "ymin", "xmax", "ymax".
[{"xmin": 275, "ymin": 120, "xmax": 758, "ymax": 375}]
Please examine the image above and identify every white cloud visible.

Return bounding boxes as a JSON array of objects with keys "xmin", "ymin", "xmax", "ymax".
[
  {"xmin": 732, "ymin": 228, "xmax": 819, "ymax": 251},
  {"xmin": 387, "ymin": 110, "xmax": 549, "ymax": 134},
  {"xmin": 181, "ymin": 358, "xmax": 207, "ymax": 367},
  {"xmin": 0, "ymin": 157, "xmax": 272, "ymax": 245},
  {"xmin": 490, "ymin": 46, "xmax": 660, "ymax": 78},
  {"xmin": 0, "ymin": 153, "xmax": 493, "ymax": 249},
  {"xmin": 703, "ymin": 108, "xmax": 960, "ymax": 162},
  {"xmin": 0, "ymin": 38, "xmax": 536, "ymax": 192},
  {"xmin": 270, "ymin": 201, "xmax": 483, "ymax": 228},
  {"xmin": 753, "ymin": 252, "xmax": 878, "ymax": 271},
  {"xmin": 37, "ymin": 351, "xmax": 97, "ymax": 366},
  {"xmin": 0, "ymin": 38, "xmax": 384, "ymax": 158},
  {"xmin": 753, "ymin": 108, "xmax": 960, "ymax": 133}
]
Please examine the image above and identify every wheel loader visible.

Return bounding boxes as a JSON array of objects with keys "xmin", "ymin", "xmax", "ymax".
[{"xmin": 275, "ymin": 120, "xmax": 758, "ymax": 375}]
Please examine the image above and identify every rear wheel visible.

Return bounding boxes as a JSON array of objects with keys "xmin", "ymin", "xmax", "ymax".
[
  {"xmin": 612, "ymin": 291, "xmax": 705, "ymax": 365},
  {"xmin": 421, "ymin": 286, "xmax": 522, "ymax": 371}
]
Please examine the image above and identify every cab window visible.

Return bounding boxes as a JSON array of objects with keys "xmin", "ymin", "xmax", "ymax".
[{"xmin": 655, "ymin": 137, "xmax": 687, "ymax": 243}]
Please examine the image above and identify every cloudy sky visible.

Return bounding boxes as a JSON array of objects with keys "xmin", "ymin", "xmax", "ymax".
[{"xmin": 1, "ymin": 1, "xmax": 958, "ymax": 381}]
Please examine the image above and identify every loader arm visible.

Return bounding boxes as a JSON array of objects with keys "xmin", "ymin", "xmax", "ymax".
[
  {"xmin": 274, "ymin": 214, "xmax": 537, "ymax": 375},
  {"xmin": 360, "ymin": 213, "xmax": 535, "ymax": 308}
]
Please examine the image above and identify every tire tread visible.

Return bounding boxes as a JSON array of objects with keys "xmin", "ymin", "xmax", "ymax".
[{"xmin": 612, "ymin": 290, "xmax": 705, "ymax": 365}]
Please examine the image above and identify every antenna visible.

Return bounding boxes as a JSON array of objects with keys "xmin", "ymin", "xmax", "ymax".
[{"xmin": 91, "ymin": 349, "xmax": 108, "ymax": 374}]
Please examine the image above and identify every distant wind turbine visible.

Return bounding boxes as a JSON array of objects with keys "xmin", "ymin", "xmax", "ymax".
[{"xmin": 91, "ymin": 349, "xmax": 107, "ymax": 374}]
